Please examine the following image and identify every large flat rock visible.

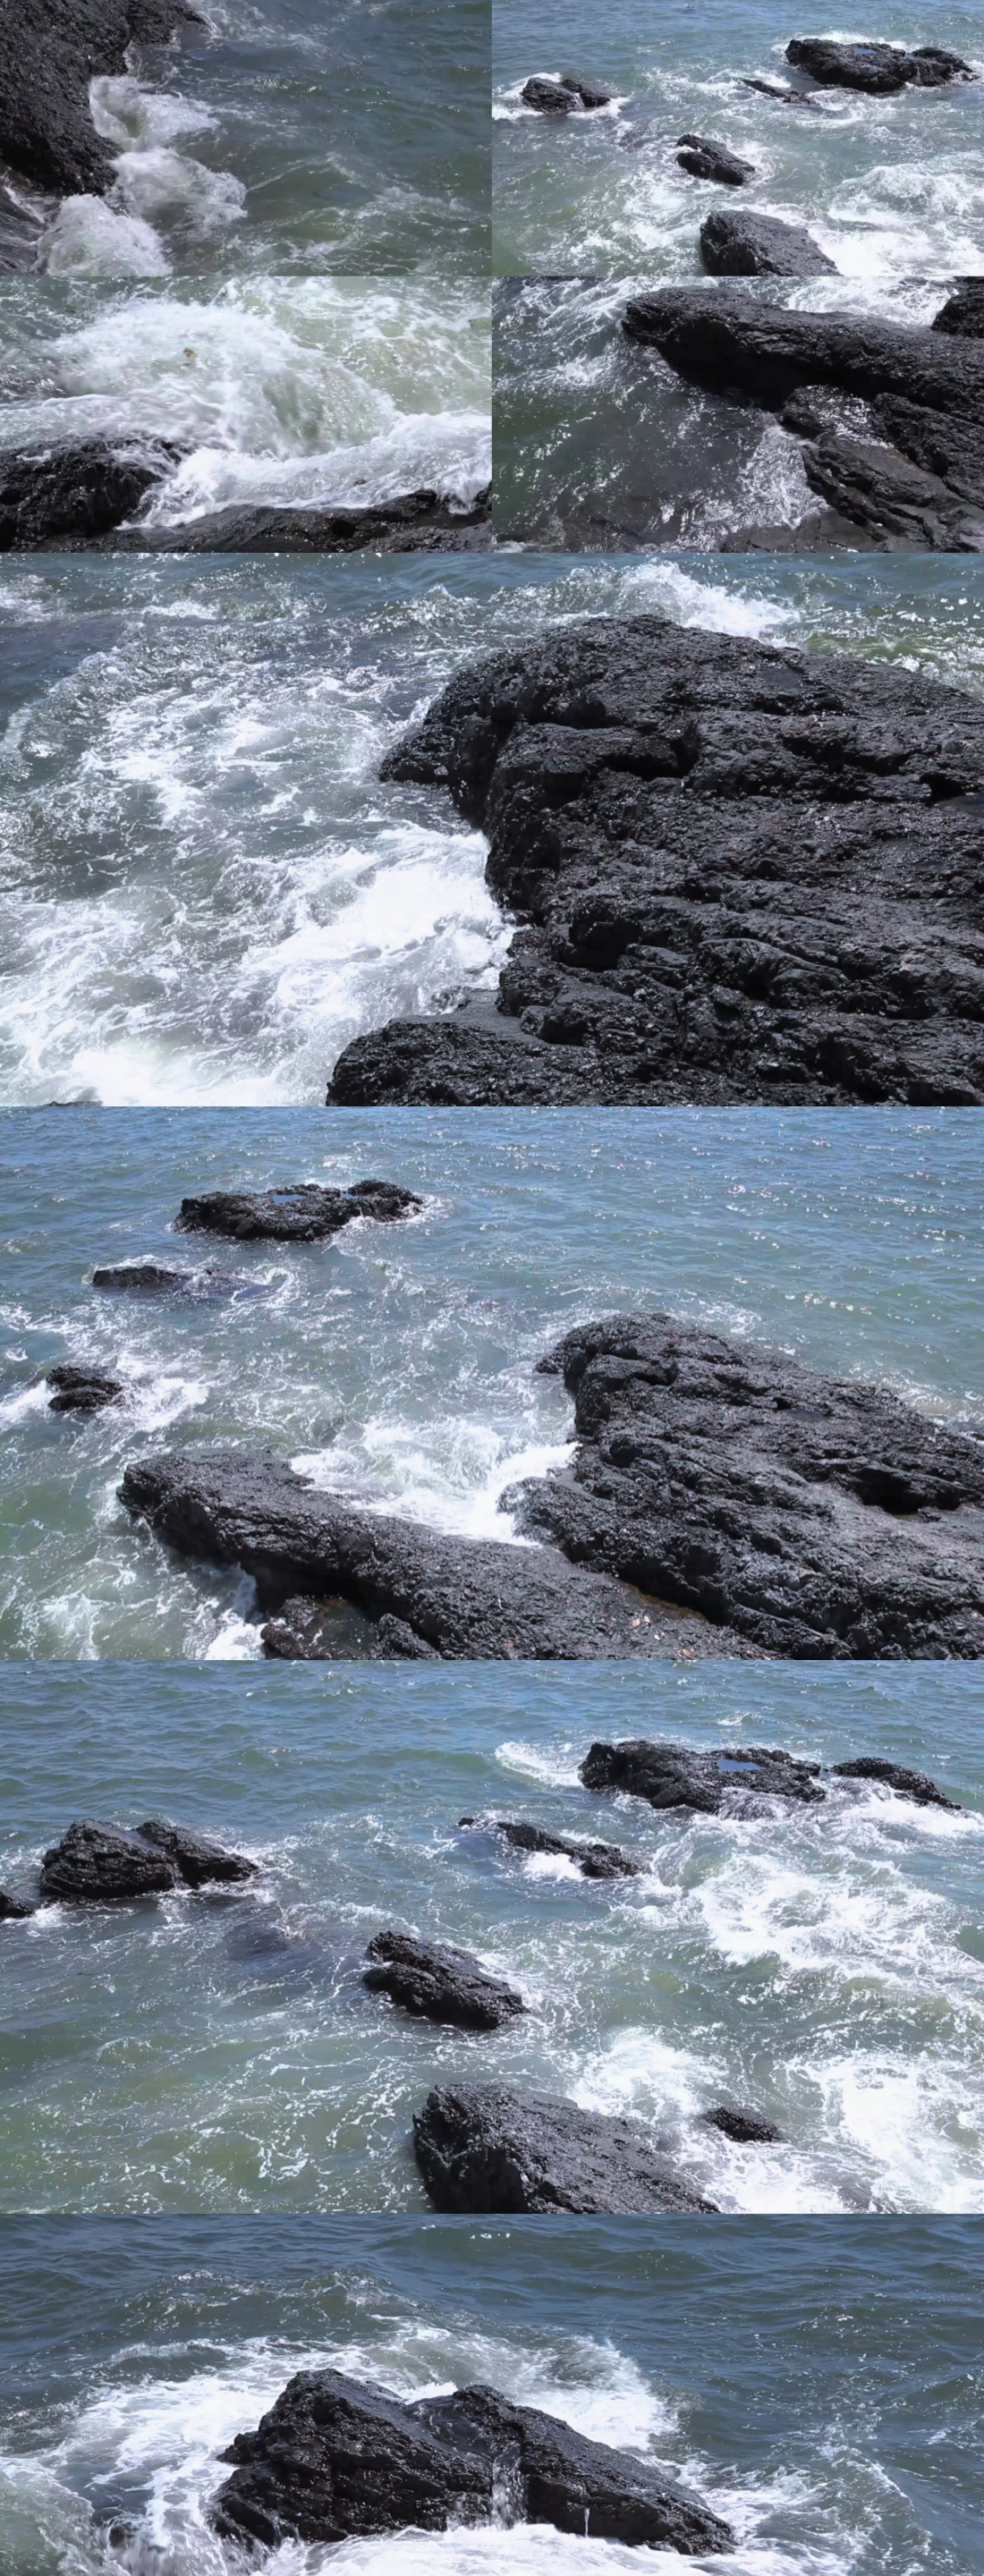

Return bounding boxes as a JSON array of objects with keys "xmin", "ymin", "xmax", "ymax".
[
  {"xmin": 413, "ymin": 2082, "xmax": 719, "ymax": 2212},
  {"xmin": 212, "ymin": 2367, "xmax": 733, "ymax": 2553},
  {"xmin": 328, "ymin": 612, "xmax": 984, "ymax": 1107}
]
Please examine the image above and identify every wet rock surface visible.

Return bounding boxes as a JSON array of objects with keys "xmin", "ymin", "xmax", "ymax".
[
  {"xmin": 0, "ymin": 1887, "xmax": 35, "ymax": 1919},
  {"xmin": 801, "ymin": 428, "xmax": 984, "ymax": 549},
  {"xmin": 40, "ymin": 1820, "xmax": 180, "ymax": 1903},
  {"xmin": 136, "ymin": 1819, "xmax": 259, "ymax": 1884},
  {"xmin": 482, "ymin": 1818, "xmax": 640, "ymax": 1877},
  {"xmin": 677, "ymin": 134, "xmax": 756, "ymax": 185},
  {"xmin": 521, "ymin": 76, "xmax": 613, "ymax": 114},
  {"xmin": 516, "ymin": 1315, "xmax": 984, "ymax": 1658},
  {"xmin": 327, "ymin": 610, "xmax": 984, "ymax": 1108},
  {"xmin": 0, "ymin": 1, "xmax": 199, "ymax": 198},
  {"xmin": 0, "ymin": 439, "xmax": 183, "ymax": 549},
  {"xmin": 174, "ymin": 1181, "xmax": 421, "ymax": 1241},
  {"xmin": 92, "ymin": 1261, "xmax": 257, "ymax": 1298},
  {"xmin": 785, "ymin": 38, "xmax": 975, "ymax": 93},
  {"xmin": 699, "ymin": 2105, "xmax": 784, "ymax": 2144},
  {"xmin": 104, "ymin": 490, "xmax": 493, "ymax": 555},
  {"xmin": 413, "ymin": 2082, "xmax": 720, "ymax": 2213},
  {"xmin": 933, "ymin": 282, "xmax": 984, "ymax": 340},
  {"xmin": 212, "ymin": 2366, "xmax": 733, "ymax": 2554},
  {"xmin": 119, "ymin": 1447, "xmax": 754, "ymax": 1661},
  {"xmin": 580, "ymin": 1741, "xmax": 825, "ymax": 1811},
  {"xmin": 47, "ymin": 1363, "xmax": 123, "ymax": 1413},
  {"xmin": 700, "ymin": 209, "xmax": 835, "ymax": 276},
  {"xmin": 830, "ymin": 1757, "xmax": 961, "ymax": 1809},
  {"xmin": 363, "ymin": 1930, "xmax": 527, "ymax": 2029}
]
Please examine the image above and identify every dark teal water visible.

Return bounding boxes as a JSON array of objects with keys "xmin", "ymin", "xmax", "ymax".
[
  {"xmin": 2, "ymin": 1661, "xmax": 983, "ymax": 2215},
  {"xmin": 0, "ymin": 2214, "xmax": 980, "ymax": 2572}
]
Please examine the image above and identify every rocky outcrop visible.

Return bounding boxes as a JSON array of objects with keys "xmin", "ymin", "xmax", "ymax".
[
  {"xmin": 92, "ymin": 1261, "xmax": 258, "ymax": 1298},
  {"xmin": 580, "ymin": 1741, "xmax": 825, "ymax": 1811},
  {"xmin": 801, "ymin": 428, "xmax": 984, "ymax": 550},
  {"xmin": 740, "ymin": 77, "xmax": 822, "ymax": 111},
  {"xmin": 0, "ymin": 439, "xmax": 183, "ymax": 550},
  {"xmin": 0, "ymin": 1887, "xmax": 35, "ymax": 1920},
  {"xmin": 516, "ymin": 1316, "xmax": 984, "ymax": 1659},
  {"xmin": 119, "ymin": 1447, "xmax": 752, "ymax": 1660},
  {"xmin": 473, "ymin": 1818, "xmax": 640, "ymax": 1877},
  {"xmin": 211, "ymin": 2367, "xmax": 733, "ymax": 2554},
  {"xmin": 136, "ymin": 1819, "xmax": 258, "ymax": 1884},
  {"xmin": 0, "ymin": 1, "xmax": 199, "ymax": 197},
  {"xmin": 327, "ymin": 610, "xmax": 984, "ymax": 1109},
  {"xmin": 677, "ymin": 135, "xmax": 755, "ymax": 185},
  {"xmin": 363, "ymin": 1930, "xmax": 527, "ymax": 2029},
  {"xmin": 174, "ymin": 1181, "xmax": 420, "ymax": 1241},
  {"xmin": 933, "ymin": 284, "xmax": 984, "ymax": 341},
  {"xmin": 785, "ymin": 38, "xmax": 975, "ymax": 94},
  {"xmin": 259, "ymin": 1597, "xmax": 439, "ymax": 1660},
  {"xmin": 700, "ymin": 210, "xmax": 835, "ymax": 277},
  {"xmin": 830, "ymin": 1758, "xmax": 961, "ymax": 1809},
  {"xmin": 621, "ymin": 291, "xmax": 984, "ymax": 419},
  {"xmin": 47, "ymin": 1363, "xmax": 123, "ymax": 1413},
  {"xmin": 699, "ymin": 2105, "xmax": 783, "ymax": 2144},
  {"xmin": 413, "ymin": 2083, "xmax": 719, "ymax": 2212},
  {"xmin": 105, "ymin": 489, "xmax": 493, "ymax": 555},
  {"xmin": 521, "ymin": 76, "xmax": 612, "ymax": 114},
  {"xmin": 38, "ymin": 1817, "xmax": 255, "ymax": 1900}
]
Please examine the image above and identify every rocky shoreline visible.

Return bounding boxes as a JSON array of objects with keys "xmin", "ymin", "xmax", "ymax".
[
  {"xmin": 0, "ymin": 1, "xmax": 200, "ymax": 202},
  {"xmin": 327, "ymin": 611, "xmax": 984, "ymax": 1107},
  {"xmin": 0, "ymin": 439, "xmax": 493, "ymax": 552}
]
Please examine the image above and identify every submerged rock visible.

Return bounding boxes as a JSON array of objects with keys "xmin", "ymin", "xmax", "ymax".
[
  {"xmin": 0, "ymin": 1, "xmax": 200, "ymax": 197},
  {"xmin": 785, "ymin": 38, "xmax": 975, "ymax": 94},
  {"xmin": 700, "ymin": 209, "xmax": 836, "ymax": 277},
  {"xmin": 40, "ymin": 1820, "xmax": 178, "ymax": 1903},
  {"xmin": 119, "ymin": 1447, "xmax": 751, "ymax": 1661},
  {"xmin": 699, "ymin": 2105, "xmax": 784, "ymax": 2144},
  {"xmin": 106, "ymin": 489, "xmax": 493, "ymax": 555},
  {"xmin": 413, "ymin": 2082, "xmax": 719, "ymax": 2212},
  {"xmin": 47, "ymin": 1363, "xmax": 123, "ymax": 1413},
  {"xmin": 136, "ymin": 1819, "xmax": 259, "ymax": 1884},
  {"xmin": 481, "ymin": 1818, "xmax": 640, "ymax": 1877},
  {"xmin": 174, "ymin": 1181, "xmax": 420, "ymax": 1241},
  {"xmin": 211, "ymin": 2366, "xmax": 733, "ymax": 2554},
  {"xmin": 521, "ymin": 75, "xmax": 612, "ymax": 114},
  {"xmin": 677, "ymin": 134, "xmax": 756, "ymax": 185},
  {"xmin": 830, "ymin": 1758, "xmax": 961, "ymax": 1809},
  {"xmin": 0, "ymin": 438, "xmax": 183, "ymax": 550},
  {"xmin": 328, "ymin": 609, "xmax": 984, "ymax": 1109},
  {"xmin": 517, "ymin": 1317, "xmax": 984, "ymax": 1658},
  {"xmin": 363, "ymin": 1930, "xmax": 527, "ymax": 2029},
  {"xmin": 0, "ymin": 1887, "xmax": 34, "ymax": 1920},
  {"xmin": 580, "ymin": 1741, "xmax": 824, "ymax": 1811}
]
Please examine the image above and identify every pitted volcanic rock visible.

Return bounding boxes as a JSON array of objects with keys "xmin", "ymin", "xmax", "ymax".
[
  {"xmin": 0, "ymin": 439, "xmax": 183, "ymax": 549},
  {"xmin": 363, "ymin": 1930, "xmax": 527, "ymax": 2029},
  {"xmin": 413, "ymin": 2083, "xmax": 719, "ymax": 2213},
  {"xmin": 211, "ymin": 2367, "xmax": 733, "ymax": 2553},
  {"xmin": 106, "ymin": 490, "xmax": 493, "ymax": 555},
  {"xmin": 327, "ymin": 610, "xmax": 984, "ymax": 1107}
]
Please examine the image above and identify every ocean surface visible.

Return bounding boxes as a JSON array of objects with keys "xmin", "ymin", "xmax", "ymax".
[
  {"xmin": 2, "ymin": 1663, "xmax": 983, "ymax": 2216},
  {"xmin": 1, "ymin": 1106, "xmax": 981, "ymax": 1659},
  {"xmin": 0, "ymin": 275, "xmax": 491, "ymax": 530},
  {"xmin": 4, "ymin": 553, "xmax": 984, "ymax": 1105},
  {"xmin": 492, "ymin": 274, "xmax": 956, "ymax": 548},
  {"xmin": 492, "ymin": 1, "xmax": 984, "ymax": 274},
  {"xmin": 2, "ymin": 0, "xmax": 490, "ymax": 279},
  {"xmin": 0, "ymin": 2213, "xmax": 980, "ymax": 2572}
]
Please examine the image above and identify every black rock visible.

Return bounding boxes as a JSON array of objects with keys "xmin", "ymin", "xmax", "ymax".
[
  {"xmin": 0, "ymin": 1, "xmax": 200, "ymax": 198},
  {"xmin": 136, "ymin": 1819, "xmax": 259, "ymax": 1885},
  {"xmin": 740, "ymin": 76, "xmax": 823, "ymax": 110},
  {"xmin": 677, "ymin": 134, "xmax": 755, "ymax": 185},
  {"xmin": 0, "ymin": 438, "xmax": 181, "ymax": 548},
  {"xmin": 622, "ymin": 290, "xmax": 984, "ymax": 419},
  {"xmin": 801, "ymin": 427, "xmax": 984, "ymax": 550},
  {"xmin": 47, "ymin": 1363, "xmax": 123, "ymax": 1413},
  {"xmin": 484, "ymin": 1818, "xmax": 640, "ymax": 1877},
  {"xmin": 517, "ymin": 1316, "xmax": 984, "ymax": 1657},
  {"xmin": 830, "ymin": 1758, "xmax": 961, "ymax": 1810},
  {"xmin": 104, "ymin": 489, "xmax": 493, "ymax": 555},
  {"xmin": 0, "ymin": 1887, "xmax": 34, "ymax": 1920},
  {"xmin": 580, "ymin": 1741, "xmax": 824, "ymax": 1813},
  {"xmin": 785, "ymin": 38, "xmax": 975, "ymax": 94},
  {"xmin": 328, "ymin": 608, "xmax": 984, "ymax": 1109},
  {"xmin": 700, "ymin": 209, "xmax": 836, "ymax": 277},
  {"xmin": 211, "ymin": 2366, "xmax": 732, "ymax": 2554},
  {"xmin": 39, "ymin": 1820, "xmax": 178, "ymax": 1903},
  {"xmin": 174, "ymin": 1181, "xmax": 421, "ymax": 1241},
  {"xmin": 413, "ymin": 2083, "xmax": 719, "ymax": 2212},
  {"xmin": 521, "ymin": 75, "xmax": 612, "ymax": 114},
  {"xmin": 869, "ymin": 398, "xmax": 984, "ymax": 512},
  {"xmin": 699, "ymin": 2104, "xmax": 784, "ymax": 2143},
  {"xmin": 363, "ymin": 1930, "xmax": 527, "ymax": 2029},
  {"xmin": 91, "ymin": 1261, "xmax": 256, "ymax": 1298},
  {"xmin": 119, "ymin": 1448, "xmax": 749, "ymax": 1661},
  {"xmin": 933, "ymin": 284, "xmax": 984, "ymax": 341}
]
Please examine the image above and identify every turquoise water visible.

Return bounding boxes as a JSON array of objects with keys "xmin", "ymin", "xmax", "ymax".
[{"xmin": 0, "ymin": 2213, "xmax": 980, "ymax": 2572}]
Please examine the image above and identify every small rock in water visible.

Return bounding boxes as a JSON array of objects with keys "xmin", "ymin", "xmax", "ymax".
[
  {"xmin": 831, "ymin": 1758, "xmax": 961, "ymax": 1810},
  {"xmin": 0, "ymin": 1887, "xmax": 34, "ymax": 1919},
  {"xmin": 175, "ymin": 1181, "xmax": 421, "ymax": 1241},
  {"xmin": 482, "ymin": 1818, "xmax": 640, "ymax": 1877},
  {"xmin": 740, "ymin": 76, "xmax": 823, "ymax": 110},
  {"xmin": 136, "ymin": 1819, "xmax": 259, "ymax": 1884},
  {"xmin": 785, "ymin": 38, "xmax": 975, "ymax": 94},
  {"xmin": 676, "ymin": 133, "xmax": 756, "ymax": 185},
  {"xmin": 699, "ymin": 2104, "xmax": 784, "ymax": 2143},
  {"xmin": 363, "ymin": 1930, "xmax": 527, "ymax": 2029},
  {"xmin": 580, "ymin": 1741, "xmax": 826, "ymax": 1813},
  {"xmin": 700, "ymin": 208, "xmax": 836, "ymax": 276},
  {"xmin": 413, "ymin": 2081, "xmax": 720, "ymax": 2212},
  {"xmin": 0, "ymin": 436, "xmax": 182, "ymax": 548},
  {"xmin": 92, "ymin": 1261, "xmax": 258, "ymax": 1299},
  {"xmin": 47, "ymin": 1363, "xmax": 123, "ymax": 1413},
  {"xmin": 40, "ymin": 1820, "xmax": 178, "ymax": 1903},
  {"xmin": 521, "ymin": 74, "xmax": 612, "ymax": 114}
]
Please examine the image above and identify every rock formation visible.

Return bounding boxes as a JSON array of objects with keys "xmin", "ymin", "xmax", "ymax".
[
  {"xmin": 521, "ymin": 76, "xmax": 612, "ymax": 114},
  {"xmin": 105, "ymin": 490, "xmax": 492, "ymax": 555},
  {"xmin": 413, "ymin": 2082, "xmax": 719, "ymax": 2212},
  {"xmin": 699, "ymin": 2105, "xmax": 784, "ymax": 2143},
  {"xmin": 38, "ymin": 1818, "xmax": 255, "ymax": 1900},
  {"xmin": 785, "ymin": 38, "xmax": 975, "ymax": 94},
  {"xmin": 0, "ymin": 440, "xmax": 184, "ymax": 550},
  {"xmin": 363, "ymin": 1930, "xmax": 527, "ymax": 2029},
  {"xmin": 676, "ymin": 135, "xmax": 755, "ymax": 186},
  {"xmin": 475, "ymin": 1818, "xmax": 640, "ymax": 1877},
  {"xmin": 174, "ymin": 1182, "xmax": 420, "ymax": 1241},
  {"xmin": 47, "ymin": 1364, "xmax": 123, "ymax": 1413},
  {"xmin": 700, "ymin": 209, "xmax": 835, "ymax": 276},
  {"xmin": 0, "ymin": 1, "xmax": 200, "ymax": 198}
]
